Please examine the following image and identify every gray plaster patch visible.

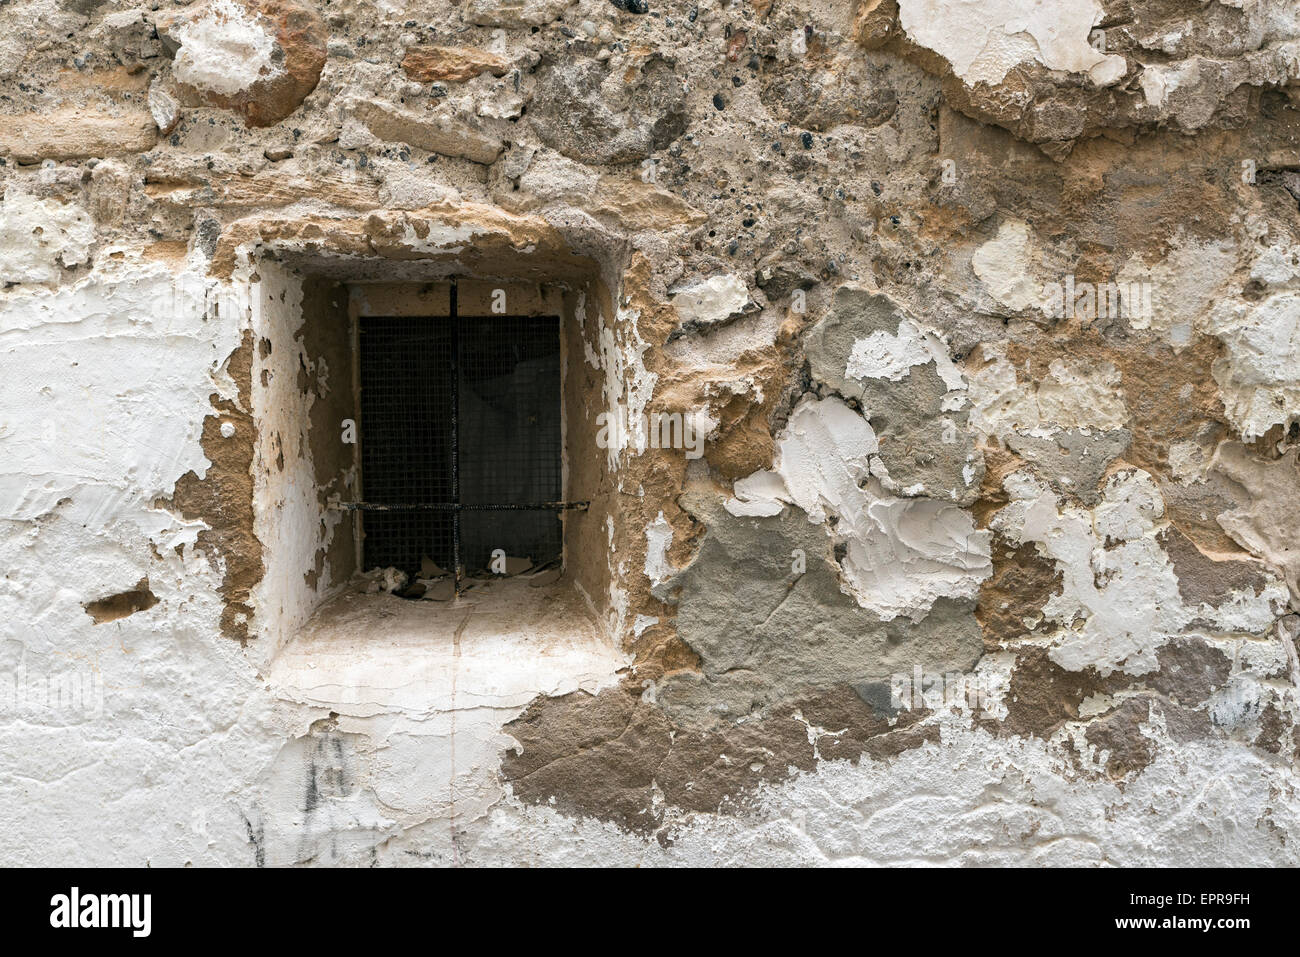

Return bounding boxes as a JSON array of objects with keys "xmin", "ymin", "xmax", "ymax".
[
  {"xmin": 806, "ymin": 285, "xmax": 983, "ymax": 504},
  {"xmin": 1006, "ymin": 428, "xmax": 1132, "ymax": 506},
  {"xmin": 656, "ymin": 491, "xmax": 983, "ymax": 731}
]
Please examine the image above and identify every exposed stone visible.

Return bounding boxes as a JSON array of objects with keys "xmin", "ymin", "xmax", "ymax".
[
  {"xmin": 656, "ymin": 490, "xmax": 983, "ymax": 728},
  {"xmin": 1148, "ymin": 638, "xmax": 1232, "ymax": 705},
  {"xmin": 401, "ymin": 46, "xmax": 509, "ymax": 83},
  {"xmin": 1085, "ymin": 697, "xmax": 1156, "ymax": 779},
  {"xmin": 529, "ymin": 55, "xmax": 688, "ymax": 164},
  {"xmin": 161, "ymin": 0, "xmax": 327, "ymax": 127},
  {"xmin": 502, "ymin": 682, "xmax": 935, "ymax": 832},
  {"xmin": 760, "ymin": 55, "xmax": 899, "ymax": 132},
  {"xmin": 351, "ymin": 100, "xmax": 505, "ymax": 165},
  {"xmin": 1161, "ymin": 524, "xmax": 1269, "ymax": 611},
  {"xmin": 463, "ymin": 0, "xmax": 574, "ymax": 28},
  {"xmin": 999, "ymin": 646, "xmax": 1107, "ymax": 739},
  {"xmin": 852, "ymin": 0, "xmax": 900, "ymax": 50},
  {"xmin": 84, "ymin": 579, "xmax": 159, "ymax": 624},
  {"xmin": 976, "ymin": 538, "xmax": 1061, "ymax": 650},
  {"xmin": 0, "ymin": 105, "xmax": 157, "ymax": 164},
  {"xmin": 169, "ymin": 333, "xmax": 263, "ymax": 644}
]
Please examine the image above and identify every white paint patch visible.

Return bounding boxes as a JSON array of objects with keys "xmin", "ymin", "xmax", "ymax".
[
  {"xmin": 670, "ymin": 273, "xmax": 748, "ymax": 329},
  {"xmin": 972, "ymin": 220, "xmax": 1043, "ymax": 313},
  {"xmin": 0, "ymin": 266, "xmax": 235, "ymax": 526},
  {"xmin": 1168, "ymin": 440, "xmax": 1211, "ymax": 485},
  {"xmin": 1250, "ymin": 243, "xmax": 1300, "ymax": 287},
  {"xmin": 594, "ymin": 306, "xmax": 657, "ymax": 470},
  {"xmin": 967, "ymin": 349, "xmax": 1129, "ymax": 441},
  {"xmin": 1117, "ymin": 235, "xmax": 1238, "ymax": 339},
  {"xmin": 897, "ymin": 0, "xmax": 1126, "ymax": 87},
  {"xmin": 993, "ymin": 468, "xmax": 1285, "ymax": 675},
  {"xmin": 1139, "ymin": 61, "xmax": 1190, "ymax": 110},
  {"xmin": 148, "ymin": 81, "xmax": 180, "ymax": 134},
  {"xmin": 664, "ymin": 308, "xmax": 783, "ymax": 368},
  {"xmin": 728, "ymin": 396, "xmax": 991, "ymax": 621},
  {"xmin": 644, "ymin": 511, "xmax": 673, "ymax": 586},
  {"xmin": 0, "ymin": 262, "xmax": 282, "ymax": 867},
  {"xmin": 249, "ymin": 263, "xmax": 328, "ymax": 660},
  {"xmin": 0, "ymin": 188, "xmax": 94, "ymax": 284},
  {"xmin": 845, "ymin": 315, "xmax": 967, "ymax": 399},
  {"xmin": 172, "ymin": 0, "xmax": 280, "ymax": 98},
  {"xmin": 1208, "ymin": 292, "xmax": 1300, "ymax": 441},
  {"xmin": 397, "ymin": 218, "xmax": 483, "ymax": 254}
]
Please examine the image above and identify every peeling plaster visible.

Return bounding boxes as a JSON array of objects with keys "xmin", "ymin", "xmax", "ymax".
[
  {"xmin": 0, "ymin": 188, "xmax": 95, "ymax": 285},
  {"xmin": 171, "ymin": 0, "xmax": 281, "ymax": 98},
  {"xmin": 728, "ymin": 396, "xmax": 990, "ymax": 622},
  {"xmin": 897, "ymin": 0, "xmax": 1126, "ymax": 87},
  {"xmin": 993, "ymin": 468, "xmax": 1286, "ymax": 675},
  {"xmin": 3, "ymin": 0, "xmax": 1300, "ymax": 868}
]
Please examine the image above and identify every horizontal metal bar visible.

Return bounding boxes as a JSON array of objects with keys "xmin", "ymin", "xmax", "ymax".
[{"xmin": 331, "ymin": 501, "xmax": 589, "ymax": 512}]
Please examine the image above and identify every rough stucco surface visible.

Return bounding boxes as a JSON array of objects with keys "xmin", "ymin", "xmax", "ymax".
[{"xmin": 1, "ymin": 0, "xmax": 1299, "ymax": 866}]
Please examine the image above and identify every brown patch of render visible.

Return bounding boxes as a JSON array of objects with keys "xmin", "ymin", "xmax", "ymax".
[
  {"xmin": 502, "ymin": 682, "xmax": 934, "ymax": 834},
  {"xmin": 168, "ymin": 332, "xmax": 263, "ymax": 644},
  {"xmin": 976, "ymin": 537, "xmax": 1062, "ymax": 651},
  {"xmin": 993, "ymin": 646, "xmax": 1115, "ymax": 740},
  {"xmin": 84, "ymin": 579, "xmax": 159, "ymax": 624},
  {"xmin": 1084, "ymin": 697, "xmax": 1157, "ymax": 780}
]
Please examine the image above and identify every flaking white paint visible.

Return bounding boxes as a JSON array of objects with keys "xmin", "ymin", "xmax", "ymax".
[
  {"xmin": 993, "ymin": 468, "xmax": 1286, "ymax": 675},
  {"xmin": 670, "ymin": 273, "xmax": 748, "ymax": 329},
  {"xmin": 0, "ymin": 188, "xmax": 94, "ymax": 285},
  {"xmin": 172, "ymin": 0, "xmax": 280, "ymax": 98},
  {"xmin": 967, "ymin": 348, "xmax": 1129, "ymax": 441},
  {"xmin": 728, "ymin": 396, "xmax": 991, "ymax": 621},
  {"xmin": 897, "ymin": 0, "xmax": 1126, "ymax": 87}
]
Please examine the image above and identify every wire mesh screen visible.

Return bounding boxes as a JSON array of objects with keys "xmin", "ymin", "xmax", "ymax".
[
  {"xmin": 357, "ymin": 309, "xmax": 562, "ymax": 579},
  {"xmin": 458, "ymin": 315, "xmax": 562, "ymax": 572},
  {"xmin": 358, "ymin": 317, "xmax": 455, "ymax": 573}
]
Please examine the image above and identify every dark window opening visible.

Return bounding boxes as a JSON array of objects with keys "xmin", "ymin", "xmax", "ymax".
[{"xmin": 348, "ymin": 284, "xmax": 580, "ymax": 592}]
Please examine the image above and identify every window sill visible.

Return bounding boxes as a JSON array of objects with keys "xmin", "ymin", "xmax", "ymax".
[{"xmin": 266, "ymin": 577, "xmax": 628, "ymax": 717}]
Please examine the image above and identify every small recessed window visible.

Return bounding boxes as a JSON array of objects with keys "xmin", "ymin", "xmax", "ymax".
[
  {"xmin": 350, "ymin": 285, "xmax": 572, "ymax": 590},
  {"xmin": 253, "ymin": 253, "xmax": 621, "ymax": 692}
]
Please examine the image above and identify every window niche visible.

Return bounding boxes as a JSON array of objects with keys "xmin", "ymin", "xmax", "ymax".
[
  {"xmin": 246, "ymin": 247, "xmax": 623, "ymax": 694},
  {"xmin": 349, "ymin": 284, "xmax": 570, "ymax": 587}
]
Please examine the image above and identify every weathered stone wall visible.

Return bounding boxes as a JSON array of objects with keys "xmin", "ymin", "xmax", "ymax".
[{"xmin": 2, "ymin": 0, "xmax": 1299, "ymax": 865}]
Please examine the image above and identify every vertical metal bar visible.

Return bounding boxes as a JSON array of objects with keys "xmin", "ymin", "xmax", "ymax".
[
  {"xmin": 348, "ymin": 285, "xmax": 365, "ymax": 579},
  {"xmin": 449, "ymin": 280, "xmax": 462, "ymax": 594}
]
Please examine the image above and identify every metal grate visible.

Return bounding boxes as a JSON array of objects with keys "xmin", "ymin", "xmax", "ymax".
[
  {"xmin": 345, "ymin": 283, "xmax": 582, "ymax": 593},
  {"xmin": 356, "ymin": 316, "xmax": 455, "ymax": 574}
]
